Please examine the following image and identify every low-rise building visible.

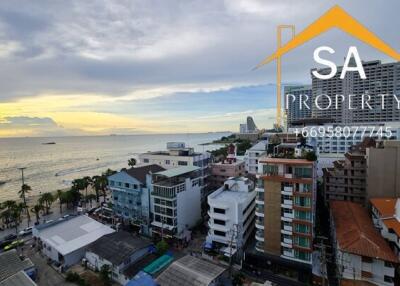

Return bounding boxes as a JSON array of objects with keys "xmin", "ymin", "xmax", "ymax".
[
  {"xmin": 0, "ymin": 250, "xmax": 36, "ymax": 285},
  {"xmin": 85, "ymin": 231, "xmax": 153, "ymax": 285},
  {"xmin": 206, "ymin": 177, "xmax": 256, "ymax": 255},
  {"xmin": 33, "ymin": 215, "xmax": 114, "ymax": 267},
  {"xmin": 209, "ymin": 144, "xmax": 245, "ymax": 189},
  {"xmin": 139, "ymin": 142, "xmax": 211, "ymax": 202},
  {"xmin": 155, "ymin": 255, "xmax": 226, "ymax": 286},
  {"xmin": 108, "ymin": 164, "xmax": 165, "ymax": 235},
  {"xmin": 150, "ymin": 166, "xmax": 203, "ymax": 240},
  {"xmin": 371, "ymin": 198, "xmax": 400, "ymax": 259},
  {"xmin": 330, "ymin": 201, "xmax": 398, "ymax": 286},
  {"xmin": 244, "ymin": 140, "xmax": 268, "ymax": 174}
]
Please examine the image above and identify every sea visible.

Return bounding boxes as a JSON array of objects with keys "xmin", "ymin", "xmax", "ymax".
[{"xmin": 0, "ymin": 133, "xmax": 229, "ymax": 201}]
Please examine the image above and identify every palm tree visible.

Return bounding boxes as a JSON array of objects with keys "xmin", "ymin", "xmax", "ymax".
[
  {"xmin": 56, "ymin": 189, "xmax": 64, "ymax": 213},
  {"xmin": 128, "ymin": 158, "xmax": 137, "ymax": 167},
  {"xmin": 100, "ymin": 169, "xmax": 116, "ymax": 203},
  {"xmin": 86, "ymin": 194, "xmax": 97, "ymax": 208},
  {"xmin": 31, "ymin": 204, "xmax": 43, "ymax": 224},
  {"xmin": 39, "ymin": 192, "xmax": 54, "ymax": 215},
  {"xmin": 82, "ymin": 176, "xmax": 92, "ymax": 207},
  {"xmin": 18, "ymin": 184, "xmax": 31, "ymax": 226}
]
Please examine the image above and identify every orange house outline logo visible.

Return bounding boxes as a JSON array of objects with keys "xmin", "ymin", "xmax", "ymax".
[{"xmin": 256, "ymin": 5, "xmax": 400, "ymax": 126}]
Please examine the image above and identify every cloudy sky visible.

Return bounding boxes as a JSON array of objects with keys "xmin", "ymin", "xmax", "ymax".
[{"xmin": 0, "ymin": 0, "xmax": 398, "ymax": 137}]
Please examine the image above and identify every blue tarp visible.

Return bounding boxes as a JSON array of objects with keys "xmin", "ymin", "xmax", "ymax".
[{"xmin": 125, "ymin": 271, "xmax": 157, "ymax": 286}]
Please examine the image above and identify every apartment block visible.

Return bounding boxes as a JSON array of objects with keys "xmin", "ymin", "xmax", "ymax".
[
  {"xmin": 206, "ymin": 177, "xmax": 256, "ymax": 254},
  {"xmin": 139, "ymin": 142, "xmax": 211, "ymax": 201},
  {"xmin": 330, "ymin": 201, "xmax": 398, "ymax": 286},
  {"xmin": 244, "ymin": 140, "xmax": 268, "ymax": 175},
  {"xmin": 255, "ymin": 157, "xmax": 317, "ymax": 266},
  {"xmin": 209, "ymin": 144, "xmax": 245, "ymax": 189},
  {"xmin": 150, "ymin": 166, "xmax": 203, "ymax": 240},
  {"xmin": 366, "ymin": 140, "xmax": 400, "ymax": 199},
  {"xmin": 108, "ymin": 164, "xmax": 165, "ymax": 235},
  {"xmin": 284, "ymin": 85, "xmax": 312, "ymax": 128},
  {"xmin": 311, "ymin": 60, "xmax": 400, "ymax": 124}
]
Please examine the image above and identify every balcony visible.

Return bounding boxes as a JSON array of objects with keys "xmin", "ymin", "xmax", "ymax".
[
  {"xmin": 255, "ymin": 218, "xmax": 264, "ymax": 229},
  {"xmin": 255, "ymin": 241, "xmax": 264, "ymax": 252},
  {"xmin": 282, "ymin": 238, "xmax": 293, "ymax": 245},
  {"xmin": 282, "ymin": 212, "xmax": 294, "ymax": 219},
  {"xmin": 281, "ymin": 199, "xmax": 293, "ymax": 206},
  {"xmin": 255, "ymin": 230, "xmax": 264, "ymax": 242},
  {"xmin": 256, "ymin": 205, "xmax": 264, "ymax": 213}
]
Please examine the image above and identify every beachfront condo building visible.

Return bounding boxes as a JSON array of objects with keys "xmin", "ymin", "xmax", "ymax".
[
  {"xmin": 206, "ymin": 177, "xmax": 256, "ymax": 255},
  {"xmin": 139, "ymin": 142, "xmax": 211, "ymax": 202},
  {"xmin": 255, "ymin": 157, "xmax": 316, "ymax": 272},
  {"xmin": 311, "ymin": 60, "xmax": 400, "ymax": 124},
  {"xmin": 150, "ymin": 166, "xmax": 203, "ymax": 240},
  {"xmin": 108, "ymin": 164, "xmax": 165, "ymax": 235},
  {"xmin": 284, "ymin": 85, "xmax": 312, "ymax": 128}
]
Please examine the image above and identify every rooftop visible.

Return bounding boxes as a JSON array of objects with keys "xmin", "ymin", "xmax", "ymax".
[
  {"xmin": 0, "ymin": 250, "xmax": 34, "ymax": 282},
  {"xmin": 34, "ymin": 215, "xmax": 114, "ymax": 255},
  {"xmin": 259, "ymin": 157, "xmax": 313, "ymax": 165},
  {"xmin": 248, "ymin": 140, "xmax": 268, "ymax": 151},
  {"xmin": 155, "ymin": 166, "xmax": 200, "ymax": 178},
  {"xmin": 123, "ymin": 165, "xmax": 166, "ymax": 184},
  {"xmin": 155, "ymin": 255, "xmax": 226, "ymax": 286},
  {"xmin": 87, "ymin": 231, "xmax": 152, "ymax": 266},
  {"xmin": 0, "ymin": 271, "xmax": 36, "ymax": 286},
  {"xmin": 370, "ymin": 198, "xmax": 396, "ymax": 217},
  {"xmin": 330, "ymin": 201, "xmax": 398, "ymax": 263}
]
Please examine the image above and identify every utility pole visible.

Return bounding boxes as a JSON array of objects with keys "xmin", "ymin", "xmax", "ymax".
[{"xmin": 314, "ymin": 236, "xmax": 331, "ymax": 286}]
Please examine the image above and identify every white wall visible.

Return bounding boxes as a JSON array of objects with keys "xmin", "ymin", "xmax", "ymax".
[{"xmin": 176, "ymin": 179, "xmax": 201, "ymax": 234}]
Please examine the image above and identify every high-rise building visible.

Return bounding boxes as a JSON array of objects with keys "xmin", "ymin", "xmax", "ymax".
[
  {"xmin": 247, "ymin": 116, "xmax": 258, "ymax": 132},
  {"xmin": 284, "ymin": 85, "xmax": 312, "ymax": 127},
  {"xmin": 255, "ymin": 157, "xmax": 317, "ymax": 268},
  {"xmin": 311, "ymin": 60, "xmax": 400, "ymax": 123}
]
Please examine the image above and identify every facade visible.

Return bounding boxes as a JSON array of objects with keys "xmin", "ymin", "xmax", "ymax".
[
  {"xmin": 139, "ymin": 142, "xmax": 210, "ymax": 201},
  {"xmin": 371, "ymin": 198, "xmax": 400, "ymax": 259},
  {"xmin": 288, "ymin": 122, "xmax": 400, "ymax": 154},
  {"xmin": 33, "ymin": 215, "xmax": 114, "ymax": 267},
  {"xmin": 366, "ymin": 140, "xmax": 400, "ymax": 199},
  {"xmin": 255, "ymin": 158, "xmax": 317, "ymax": 267},
  {"xmin": 85, "ymin": 231, "xmax": 152, "ymax": 285},
  {"xmin": 206, "ymin": 177, "xmax": 256, "ymax": 253},
  {"xmin": 330, "ymin": 201, "xmax": 398, "ymax": 286},
  {"xmin": 155, "ymin": 255, "xmax": 226, "ymax": 286},
  {"xmin": 108, "ymin": 164, "xmax": 165, "ymax": 235},
  {"xmin": 209, "ymin": 144, "xmax": 245, "ymax": 189},
  {"xmin": 284, "ymin": 85, "xmax": 312, "ymax": 128},
  {"xmin": 244, "ymin": 140, "xmax": 268, "ymax": 175},
  {"xmin": 150, "ymin": 166, "xmax": 203, "ymax": 239},
  {"xmin": 311, "ymin": 60, "xmax": 400, "ymax": 123},
  {"xmin": 239, "ymin": 116, "xmax": 258, "ymax": 134},
  {"xmin": 323, "ymin": 140, "xmax": 371, "ymax": 204}
]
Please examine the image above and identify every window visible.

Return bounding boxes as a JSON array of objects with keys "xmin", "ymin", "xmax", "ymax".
[
  {"xmin": 385, "ymin": 261, "xmax": 394, "ymax": 268},
  {"xmin": 143, "ymin": 158, "xmax": 149, "ymax": 163},
  {"xmin": 384, "ymin": 275, "xmax": 394, "ymax": 283},
  {"xmin": 263, "ymin": 164, "xmax": 278, "ymax": 175},
  {"xmin": 214, "ymin": 208, "xmax": 225, "ymax": 214},
  {"xmin": 125, "ymin": 183, "xmax": 130, "ymax": 188},
  {"xmin": 133, "ymin": 184, "xmax": 138, "ymax": 189},
  {"xmin": 214, "ymin": 230, "xmax": 226, "ymax": 237},
  {"xmin": 214, "ymin": 219, "xmax": 225, "ymax": 225},
  {"xmin": 109, "ymin": 180, "xmax": 114, "ymax": 186},
  {"xmin": 361, "ymin": 256, "xmax": 373, "ymax": 263},
  {"xmin": 178, "ymin": 161, "xmax": 188, "ymax": 166}
]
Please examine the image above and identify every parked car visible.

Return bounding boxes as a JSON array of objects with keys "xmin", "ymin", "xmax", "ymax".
[
  {"xmin": 4, "ymin": 239, "xmax": 24, "ymax": 251},
  {"xmin": 3, "ymin": 234, "xmax": 17, "ymax": 241},
  {"xmin": 0, "ymin": 234, "xmax": 17, "ymax": 248},
  {"xmin": 18, "ymin": 227, "xmax": 33, "ymax": 236}
]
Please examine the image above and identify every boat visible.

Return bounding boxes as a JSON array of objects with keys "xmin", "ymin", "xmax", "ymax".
[
  {"xmin": 42, "ymin": 142, "xmax": 56, "ymax": 145},
  {"xmin": 0, "ymin": 181, "xmax": 6, "ymax": 186}
]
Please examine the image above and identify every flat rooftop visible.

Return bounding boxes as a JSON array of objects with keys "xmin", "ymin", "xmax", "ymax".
[
  {"xmin": 0, "ymin": 271, "xmax": 36, "ymax": 286},
  {"xmin": 0, "ymin": 250, "xmax": 34, "ymax": 282},
  {"xmin": 209, "ymin": 188, "xmax": 254, "ymax": 205},
  {"xmin": 155, "ymin": 166, "xmax": 200, "ymax": 178},
  {"xmin": 35, "ymin": 215, "xmax": 114, "ymax": 255}
]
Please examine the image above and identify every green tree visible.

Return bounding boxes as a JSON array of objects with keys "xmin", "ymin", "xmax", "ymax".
[
  {"xmin": 31, "ymin": 204, "xmax": 43, "ymax": 224},
  {"xmin": 156, "ymin": 240, "xmax": 169, "ymax": 255},
  {"xmin": 128, "ymin": 158, "xmax": 137, "ymax": 167},
  {"xmin": 56, "ymin": 189, "xmax": 64, "ymax": 213},
  {"xmin": 18, "ymin": 184, "xmax": 31, "ymax": 226},
  {"xmin": 99, "ymin": 265, "xmax": 111, "ymax": 286},
  {"xmin": 85, "ymin": 194, "xmax": 97, "ymax": 208},
  {"xmin": 39, "ymin": 192, "xmax": 54, "ymax": 215}
]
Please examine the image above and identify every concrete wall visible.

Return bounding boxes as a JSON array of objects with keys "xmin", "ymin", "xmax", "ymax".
[{"xmin": 264, "ymin": 181, "xmax": 282, "ymax": 255}]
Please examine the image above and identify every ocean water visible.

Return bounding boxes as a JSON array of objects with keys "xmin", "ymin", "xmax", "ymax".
[{"xmin": 0, "ymin": 133, "xmax": 228, "ymax": 201}]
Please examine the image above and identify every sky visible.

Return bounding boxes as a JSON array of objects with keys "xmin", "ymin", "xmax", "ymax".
[{"xmin": 0, "ymin": 0, "xmax": 399, "ymax": 137}]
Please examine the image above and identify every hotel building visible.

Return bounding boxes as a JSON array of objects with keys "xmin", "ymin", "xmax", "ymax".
[
  {"xmin": 284, "ymin": 85, "xmax": 312, "ymax": 128},
  {"xmin": 255, "ymin": 157, "xmax": 317, "ymax": 267}
]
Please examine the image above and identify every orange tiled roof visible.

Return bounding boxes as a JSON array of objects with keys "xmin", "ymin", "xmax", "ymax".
[
  {"xmin": 330, "ymin": 200, "xmax": 398, "ymax": 263},
  {"xmin": 383, "ymin": 218, "xmax": 400, "ymax": 237},
  {"xmin": 370, "ymin": 198, "xmax": 396, "ymax": 217},
  {"xmin": 340, "ymin": 279, "xmax": 376, "ymax": 286}
]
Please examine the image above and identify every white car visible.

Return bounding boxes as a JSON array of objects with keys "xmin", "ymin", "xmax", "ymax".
[{"xmin": 18, "ymin": 227, "xmax": 33, "ymax": 236}]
